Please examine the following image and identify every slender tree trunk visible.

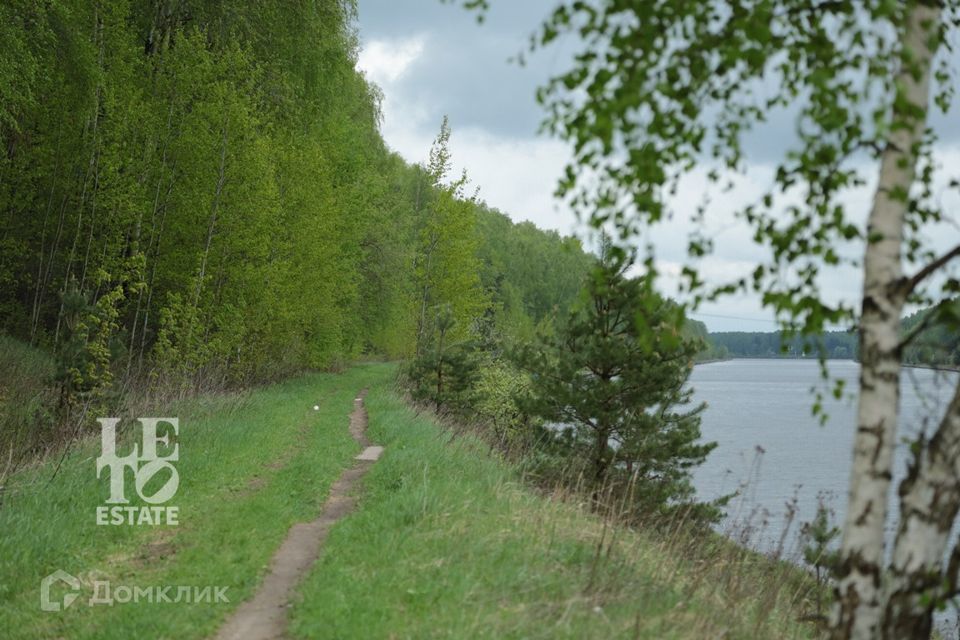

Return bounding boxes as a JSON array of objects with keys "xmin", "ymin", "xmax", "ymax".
[
  {"xmin": 78, "ymin": 157, "xmax": 100, "ymax": 293},
  {"xmin": 146, "ymin": 0, "xmax": 178, "ymax": 56},
  {"xmin": 127, "ymin": 98, "xmax": 177, "ymax": 376},
  {"xmin": 591, "ymin": 424, "xmax": 610, "ymax": 507},
  {"xmin": 882, "ymin": 384, "xmax": 960, "ymax": 639},
  {"xmin": 79, "ymin": 6, "xmax": 105, "ymax": 294},
  {"xmin": 182, "ymin": 120, "xmax": 228, "ymax": 373},
  {"xmin": 415, "ymin": 235, "xmax": 437, "ymax": 355},
  {"xmin": 137, "ymin": 167, "xmax": 176, "ymax": 368},
  {"xmin": 30, "ymin": 123, "xmax": 65, "ymax": 343},
  {"xmin": 53, "ymin": 5, "xmax": 104, "ymax": 347},
  {"xmin": 195, "ymin": 123, "xmax": 228, "ymax": 310},
  {"xmin": 830, "ymin": 5, "xmax": 940, "ymax": 639},
  {"xmin": 434, "ymin": 324, "xmax": 445, "ymax": 412}
]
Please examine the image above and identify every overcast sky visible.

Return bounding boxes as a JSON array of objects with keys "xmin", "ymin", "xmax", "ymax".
[{"xmin": 355, "ymin": 1, "xmax": 960, "ymax": 332}]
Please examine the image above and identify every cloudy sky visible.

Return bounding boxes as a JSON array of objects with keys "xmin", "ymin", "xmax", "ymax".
[{"xmin": 355, "ymin": 1, "xmax": 960, "ymax": 332}]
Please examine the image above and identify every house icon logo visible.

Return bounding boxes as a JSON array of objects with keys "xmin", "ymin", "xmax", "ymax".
[{"xmin": 40, "ymin": 570, "xmax": 80, "ymax": 612}]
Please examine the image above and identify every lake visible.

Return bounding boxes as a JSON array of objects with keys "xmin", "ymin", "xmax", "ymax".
[{"xmin": 690, "ymin": 358, "xmax": 960, "ymax": 635}]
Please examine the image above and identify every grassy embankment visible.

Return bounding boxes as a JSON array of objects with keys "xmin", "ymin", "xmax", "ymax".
[
  {"xmin": 1, "ymin": 360, "xmax": 819, "ymax": 639},
  {"xmin": 292, "ymin": 367, "xmax": 820, "ymax": 639}
]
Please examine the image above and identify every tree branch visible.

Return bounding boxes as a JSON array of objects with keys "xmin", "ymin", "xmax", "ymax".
[{"xmin": 901, "ymin": 243, "xmax": 960, "ymax": 296}]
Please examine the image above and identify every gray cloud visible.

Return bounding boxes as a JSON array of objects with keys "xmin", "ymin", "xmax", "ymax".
[{"xmin": 358, "ymin": 0, "xmax": 568, "ymax": 139}]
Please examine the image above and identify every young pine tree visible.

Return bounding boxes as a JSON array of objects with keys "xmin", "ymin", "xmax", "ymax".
[
  {"xmin": 517, "ymin": 249, "xmax": 715, "ymax": 516},
  {"xmin": 802, "ymin": 497, "xmax": 842, "ymax": 619}
]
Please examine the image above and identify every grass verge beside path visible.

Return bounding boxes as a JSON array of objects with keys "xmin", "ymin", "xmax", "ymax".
[
  {"xmin": 0, "ymin": 364, "xmax": 391, "ymax": 640},
  {"xmin": 291, "ymin": 369, "xmax": 820, "ymax": 639},
  {"xmin": 1, "ymin": 362, "xmax": 819, "ymax": 639}
]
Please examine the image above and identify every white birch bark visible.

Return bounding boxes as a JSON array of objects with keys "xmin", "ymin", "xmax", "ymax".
[
  {"xmin": 881, "ymin": 383, "xmax": 960, "ymax": 639},
  {"xmin": 830, "ymin": 3, "xmax": 941, "ymax": 638}
]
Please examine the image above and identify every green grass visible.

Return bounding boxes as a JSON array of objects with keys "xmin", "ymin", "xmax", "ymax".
[
  {"xmin": 1, "ymin": 362, "xmax": 819, "ymax": 639},
  {"xmin": 290, "ymin": 372, "xmax": 820, "ymax": 639},
  {"xmin": 0, "ymin": 334, "xmax": 58, "ymax": 462},
  {"xmin": 0, "ymin": 364, "xmax": 389, "ymax": 639}
]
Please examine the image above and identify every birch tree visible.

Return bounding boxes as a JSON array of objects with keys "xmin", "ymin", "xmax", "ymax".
[
  {"xmin": 413, "ymin": 117, "xmax": 487, "ymax": 354},
  {"xmin": 458, "ymin": 0, "xmax": 960, "ymax": 636}
]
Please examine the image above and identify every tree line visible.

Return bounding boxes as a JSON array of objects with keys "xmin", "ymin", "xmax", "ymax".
[
  {"xmin": 707, "ymin": 305, "xmax": 960, "ymax": 368},
  {"xmin": 0, "ymin": 0, "xmax": 592, "ymax": 460},
  {"xmin": 709, "ymin": 331, "xmax": 857, "ymax": 360}
]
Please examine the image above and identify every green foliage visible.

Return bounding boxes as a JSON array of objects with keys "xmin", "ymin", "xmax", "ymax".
[
  {"xmin": 516, "ymin": 251, "xmax": 716, "ymax": 516},
  {"xmin": 474, "ymin": 208, "xmax": 593, "ymax": 337},
  {"xmin": 55, "ymin": 275, "xmax": 129, "ymax": 412},
  {"xmin": 502, "ymin": 0, "xmax": 960, "ymax": 345},
  {"xmin": 802, "ymin": 500, "xmax": 841, "ymax": 576},
  {"xmin": 901, "ymin": 300, "xmax": 960, "ymax": 368},
  {"xmin": 0, "ymin": 1, "xmax": 593, "ymax": 460},
  {"xmin": 406, "ymin": 305, "xmax": 479, "ymax": 413},
  {"xmin": 472, "ymin": 356, "xmax": 534, "ymax": 449},
  {"xmin": 683, "ymin": 317, "xmax": 730, "ymax": 362},
  {"xmin": 414, "ymin": 118, "xmax": 488, "ymax": 352}
]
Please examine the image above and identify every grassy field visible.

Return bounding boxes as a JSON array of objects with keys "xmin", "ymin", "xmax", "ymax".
[
  {"xmin": 1, "ymin": 362, "xmax": 819, "ymax": 639},
  {"xmin": 0, "ymin": 365, "xmax": 382, "ymax": 639}
]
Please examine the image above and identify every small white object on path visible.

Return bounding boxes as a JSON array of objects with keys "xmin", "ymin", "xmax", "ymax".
[
  {"xmin": 355, "ymin": 446, "xmax": 384, "ymax": 461},
  {"xmin": 215, "ymin": 389, "xmax": 380, "ymax": 640}
]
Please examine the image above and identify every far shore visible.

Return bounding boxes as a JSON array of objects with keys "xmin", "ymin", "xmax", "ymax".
[{"xmin": 695, "ymin": 356, "xmax": 958, "ymax": 372}]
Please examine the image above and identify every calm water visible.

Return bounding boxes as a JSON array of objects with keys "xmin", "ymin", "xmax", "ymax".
[{"xmin": 690, "ymin": 359, "xmax": 959, "ymax": 635}]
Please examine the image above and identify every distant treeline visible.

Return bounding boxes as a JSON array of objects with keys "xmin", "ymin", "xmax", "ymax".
[
  {"xmin": 707, "ymin": 330, "xmax": 857, "ymax": 360},
  {"xmin": 685, "ymin": 319, "xmax": 730, "ymax": 362},
  {"xmin": 707, "ymin": 302, "xmax": 959, "ymax": 367}
]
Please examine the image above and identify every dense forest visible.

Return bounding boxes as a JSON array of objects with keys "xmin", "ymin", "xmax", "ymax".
[{"xmin": 0, "ymin": 0, "xmax": 593, "ymax": 459}]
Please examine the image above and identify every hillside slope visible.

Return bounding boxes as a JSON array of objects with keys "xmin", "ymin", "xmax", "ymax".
[{"xmin": 1, "ymin": 364, "xmax": 818, "ymax": 639}]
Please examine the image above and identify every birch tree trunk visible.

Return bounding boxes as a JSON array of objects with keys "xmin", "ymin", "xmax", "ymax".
[
  {"xmin": 882, "ymin": 386, "xmax": 960, "ymax": 639},
  {"xmin": 831, "ymin": 4, "xmax": 941, "ymax": 638}
]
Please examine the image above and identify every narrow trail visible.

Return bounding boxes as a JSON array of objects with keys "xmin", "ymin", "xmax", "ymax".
[{"xmin": 213, "ymin": 390, "xmax": 383, "ymax": 640}]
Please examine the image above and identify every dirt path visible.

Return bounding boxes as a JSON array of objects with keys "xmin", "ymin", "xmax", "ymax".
[{"xmin": 213, "ymin": 390, "xmax": 382, "ymax": 640}]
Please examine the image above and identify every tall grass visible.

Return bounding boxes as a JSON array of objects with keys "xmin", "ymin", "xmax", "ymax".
[
  {"xmin": 2, "ymin": 360, "xmax": 827, "ymax": 638},
  {"xmin": 0, "ymin": 335, "xmax": 58, "ymax": 474},
  {"xmin": 0, "ymin": 365, "xmax": 385, "ymax": 639},
  {"xmin": 291, "ymin": 374, "xmax": 824, "ymax": 639},
  {"xmin": 0, "ymin": 333, "xmax": 320, "ymax": 486}
]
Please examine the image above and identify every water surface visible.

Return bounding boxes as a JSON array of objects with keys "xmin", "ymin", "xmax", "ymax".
[
  {"xmin": 689, "ymin": 359, "xmax": 960, "ymax": 635},
  {"xmin": 691, "ymin": 358, "xmax": 958, "ymax": 554}
]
